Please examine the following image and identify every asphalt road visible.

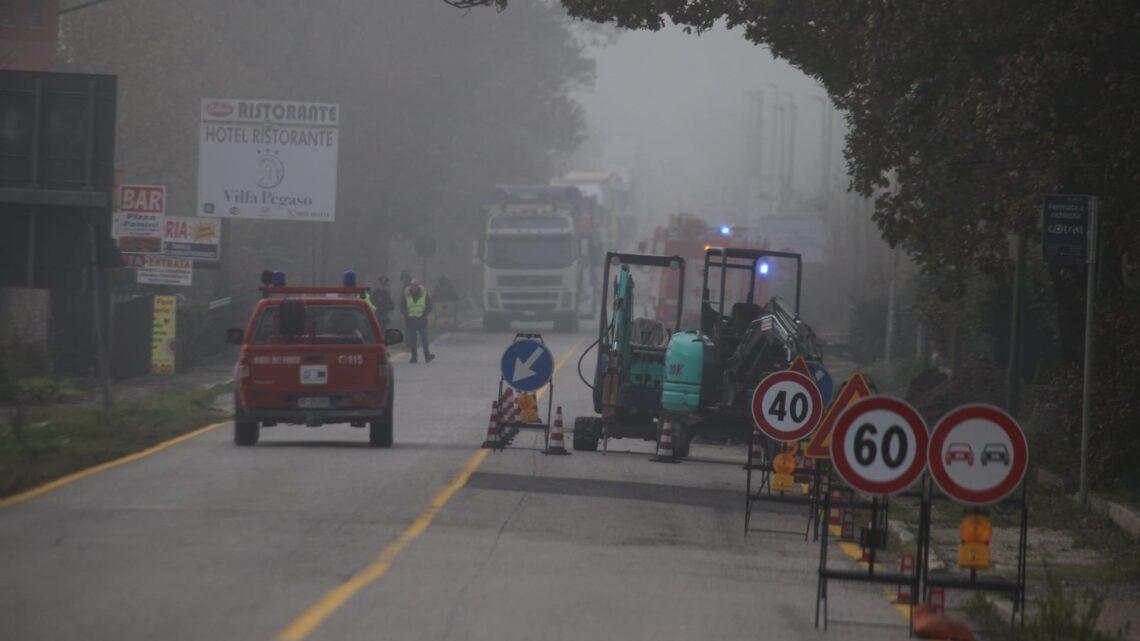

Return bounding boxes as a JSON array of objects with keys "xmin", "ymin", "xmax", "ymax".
[{"xmin": 0, "ymin": 326, "xmax": 913, "ymax": 640}]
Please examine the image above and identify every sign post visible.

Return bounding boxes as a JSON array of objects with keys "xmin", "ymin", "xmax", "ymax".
[
  {"xmin": 495, "ymin": 336, "xmax": 556, "ymax": 450},
  {"xmin": 816, "ymin": 395, "xmax": 929, "ymax": 632},
  {"xmin": 1042, "ymin": 194, "xmax": 1097, "ymax": 506},
  {"xmin": 922, "ymin": 403, "xmax": 1030, "ymax": 633}
]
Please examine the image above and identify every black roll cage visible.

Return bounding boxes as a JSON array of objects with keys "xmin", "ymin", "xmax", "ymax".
[
  {"xmin": 598, "ymin": 252, "xmax": 686, "ymax": 349},
  {"xmin": 701, "ymin": 247, "xmax": 803, "ymax": 334}
]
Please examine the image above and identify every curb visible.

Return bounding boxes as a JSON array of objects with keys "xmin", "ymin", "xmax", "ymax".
[
  {"xmin": 1039, "ymin": 467, "xmax": 1140, "ymax": 539},
  {"xmin": 1085, "ymin": 495, "xmax": 1140, "ymax": 539}
]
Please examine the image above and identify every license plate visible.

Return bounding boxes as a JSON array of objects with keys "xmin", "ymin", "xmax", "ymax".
[
  {"xmin": 300, "ymin": 365, "xmax": 328, "ymax": 385},
  {"xmin": 297, "ymin": 397, "xmax": 330, "ymax": 409}
]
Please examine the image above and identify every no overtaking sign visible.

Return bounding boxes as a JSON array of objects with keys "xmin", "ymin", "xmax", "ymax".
[{"xmin": 928, "ymin": 404, "xmax": 1028, "ymax": 505}]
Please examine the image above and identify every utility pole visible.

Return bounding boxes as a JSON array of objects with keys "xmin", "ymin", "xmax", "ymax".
[{"xmin": 1078, "ymin": 201, "xmax": 1099, "ymax": 507}]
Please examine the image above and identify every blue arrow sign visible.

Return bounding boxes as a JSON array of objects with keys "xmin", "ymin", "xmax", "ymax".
[
  {"xmin": 808, "ymin": 361, "xmax": 835, "ymax": 407},
  {"xmin": 500, "ymin": 339, "xmax": 554, "ymax": 392}
]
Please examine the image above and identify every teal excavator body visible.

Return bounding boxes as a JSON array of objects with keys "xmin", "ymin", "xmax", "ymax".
[{"xmin": 573, "ymin": 252, "xmax": 686, "ymax": 452}]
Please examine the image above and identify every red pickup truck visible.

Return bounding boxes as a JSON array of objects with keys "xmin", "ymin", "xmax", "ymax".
[{"xmin": 226, "ymin": 286, "xmax": 403, "ymax": 447}]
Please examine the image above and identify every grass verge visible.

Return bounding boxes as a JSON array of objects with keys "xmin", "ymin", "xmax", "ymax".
[{"xmin": 0, "ymin": 385, "xmax": 228, "ymax": 499}]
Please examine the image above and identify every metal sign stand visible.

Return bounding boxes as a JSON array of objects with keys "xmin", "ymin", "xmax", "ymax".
[
  {"xmin": 919, "ymin": 481, "xmax": 1028, "ymax": 637},
  {"xmin": 815, "ymin": 464, "xmax": 924, "ymax": 635},
  {"xmin": 494, "ymin": 333, "xmax": 554, "ymax": 450},
  {"xmin": 744, "ymin": 437, "xmax": 820, "ymax": 539}
]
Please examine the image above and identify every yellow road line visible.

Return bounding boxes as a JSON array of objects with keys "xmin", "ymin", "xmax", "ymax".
[
  {"xmin": 0, "ymin": 420, "xmax": 230, "ymax": 510},
  {"xmin": 277, "ymin": 337, "xmax": 585, "ymax": 641}
]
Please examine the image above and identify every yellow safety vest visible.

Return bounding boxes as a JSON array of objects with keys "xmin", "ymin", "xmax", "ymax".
[{"xmin": 405, "ymin": 289, "xmax": 427, "ymax": 318}]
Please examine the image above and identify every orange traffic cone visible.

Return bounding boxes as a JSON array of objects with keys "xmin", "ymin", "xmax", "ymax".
[
  {"xmin": 651, "ymin": 415, "xmax": 680, "ymax": 463},
  {"xmin": 481, "ymin": 401, "xmax": 502, "ymax": 449},
  {"xmin": 545, "ymin": 406, "xmax": 570, "ymax": 455}
]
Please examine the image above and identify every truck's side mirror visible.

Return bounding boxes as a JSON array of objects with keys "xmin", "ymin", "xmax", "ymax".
[
  {"xmin": 383, "ymin": 328, "xmax": 404, "ymax": 346},
  {"xmin": 225, "ymin": 328, "xmax": 244, "ymax": 345},
  {"xmin": 471, "ymin": 239, "xmax": 482, "ymax": 266}
]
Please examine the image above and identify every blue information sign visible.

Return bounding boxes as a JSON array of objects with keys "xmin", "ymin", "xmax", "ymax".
[
  {"xmin": 1042, "ymin": 194, "xmax": 1094, "ymax": 265},
  {"xmin": 500, "ymin": 339, "xmax": 554, "ymax": 392},
  {"xmin": 808, "ymin": 361, "xmax": 835, "ymax": 407}
]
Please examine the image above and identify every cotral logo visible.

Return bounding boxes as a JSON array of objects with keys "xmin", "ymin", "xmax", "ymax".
[{"xmin": 206, "ymin": 100, "xmax": 234, "ymax": 118}]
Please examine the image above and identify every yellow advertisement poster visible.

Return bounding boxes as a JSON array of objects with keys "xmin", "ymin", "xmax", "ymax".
[{"xmin": 151, "ymin": 295, "xmax": 177, "ymax": 374}]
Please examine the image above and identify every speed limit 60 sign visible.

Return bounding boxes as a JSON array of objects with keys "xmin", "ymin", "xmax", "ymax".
[
  {"xmin": 831, "ymin": 397, "xmax": 928, "ymax": 496},
  {"xmin": 752, "ymin": 371, "xmax": 823, "ymax": 442}
]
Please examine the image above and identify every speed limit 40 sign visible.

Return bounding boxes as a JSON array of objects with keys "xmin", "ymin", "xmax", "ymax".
[
  {"xmin": 752, "ymin": 371, "xmax": 823, "ymax": 442},
  {"xmin": 831, "ymin": 397, "xmax": 928, "ymax": 496}
]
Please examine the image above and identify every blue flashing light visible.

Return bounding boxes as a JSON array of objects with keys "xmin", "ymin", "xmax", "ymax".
[
  {"xmin": 342, "ymin": 270, "xmax": 357, "ymax": 287},
  {"xmin": 273, "ymin": 270, "xmax": 287, "ymax": 286},
  {"xmin": 719, "ymin": 225, "xmax": 732, "ymax": 236},
  {"xmin": 758, "ymin": 261, "xmax": 770, "ymax": 276}
]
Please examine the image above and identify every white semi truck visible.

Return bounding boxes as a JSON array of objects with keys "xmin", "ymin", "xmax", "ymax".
[{"xmin": 476, "ymin": 185, "xmax": 601, "ymax": 333}]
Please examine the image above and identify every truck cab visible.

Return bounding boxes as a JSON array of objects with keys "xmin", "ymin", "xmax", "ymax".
[
  {"xmin": 227, "ymin": 285, "xmax": 403, "ymax": 447},
  {"xmin": 478, "ymin": 185, "xmax": 592, "ymax": 333}
]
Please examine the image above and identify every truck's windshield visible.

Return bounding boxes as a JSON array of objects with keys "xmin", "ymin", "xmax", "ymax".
[
  {"xmin": 486, "ymin": 235, "xmax": 574, "ymax": 269},
  {"xmin": 251, "ymin": 305, "xmax": 377, "ymax": 345}
]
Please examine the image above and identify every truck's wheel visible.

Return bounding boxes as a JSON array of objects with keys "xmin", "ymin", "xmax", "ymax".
[
  {"xmin": 370, "ymin": 381, "xmax": 394, "ymax": 447},
  {"xmin": 572, "ymin": 416, "xmax": 601, "ymax": 451},
  {"xmin": 234, "ymin": 420, "xmax": 259, "ymax": 446}
]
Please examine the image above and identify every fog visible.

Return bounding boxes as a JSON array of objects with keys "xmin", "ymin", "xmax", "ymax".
[
  {"xmin": 51, "ymin": 1, "xmax": 895, "ymax": 341},
  {"xmin": 572, "ymin": 24, "xmax": 896, "ymax": 334},
  {"xmin": 575, "ymin": 25, "xmax": 827, "ymax": 224}
]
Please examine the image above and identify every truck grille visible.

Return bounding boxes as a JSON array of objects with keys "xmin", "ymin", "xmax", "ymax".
[
  {"xmin": 502, "ymin": 302, "xmax": 558, "ymax": 311},
  {"xmin": 497, "ymin": 275, "xmax": 561, "ymax": 287},
  {"xmin": 499, "ymin": 291, "xmax": 559, "ymax": 301}
]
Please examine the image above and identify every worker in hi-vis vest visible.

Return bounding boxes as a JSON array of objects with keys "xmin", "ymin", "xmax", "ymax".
[{"xmin": 400, "ymin": 278, "xmax": 435, "ymax": 363}]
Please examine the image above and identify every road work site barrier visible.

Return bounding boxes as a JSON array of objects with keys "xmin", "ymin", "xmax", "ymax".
[{"xmin": 482, "ymin": 333, "xmax": 569, "ymax": 456}]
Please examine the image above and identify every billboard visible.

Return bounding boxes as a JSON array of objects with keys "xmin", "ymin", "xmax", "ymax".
[
  {"xmin": 151, "ymin": 295, "xmax": 177, "ymax": 374},
  {"xmin": 118, "ymin": 184, "xmax": 166, "ymax": 214},
  {"xmin": 136, "ymin": 256, "xmax": 193, "ymax": 287},
  {"xmin": 161, "ymin": 216, "xmax": 220, "ymax": 260},
  {"xmin": 112, "ymin": 213, "xmax": 220, "ymax": 260},
  {"xmin": 197, "ymin": 98, "xmax": 339, "ymax": 221}
]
